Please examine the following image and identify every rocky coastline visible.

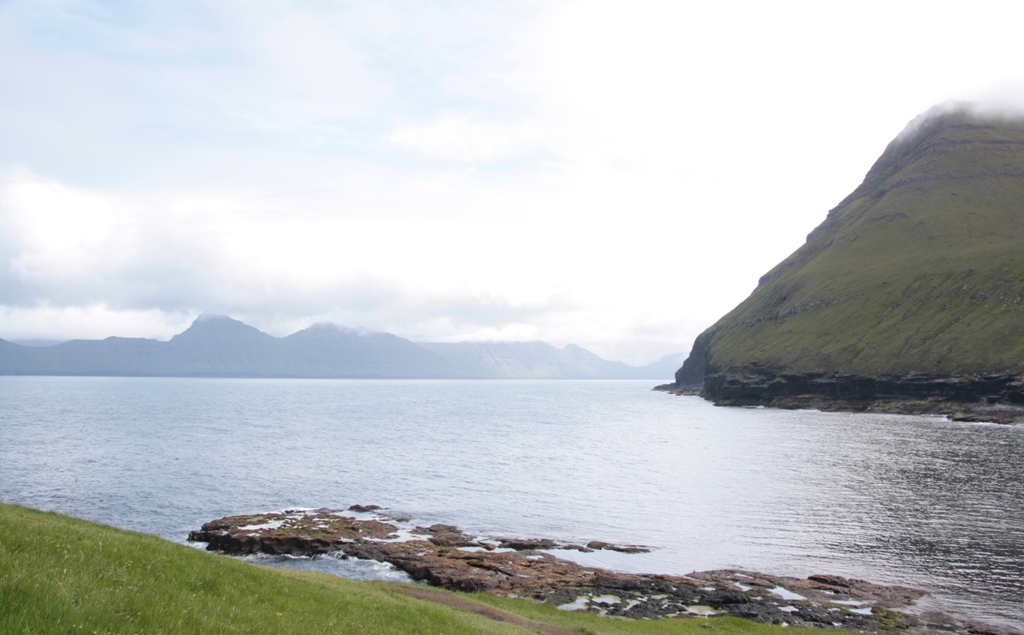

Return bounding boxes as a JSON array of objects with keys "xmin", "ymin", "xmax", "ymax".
[
  {"xmin": 655, "ymin": 369, "xmax": 1024, "ymax": 424},
  {"xmin": 188, "ymin": 507, "xmax": 1017, "ymax": 635}
]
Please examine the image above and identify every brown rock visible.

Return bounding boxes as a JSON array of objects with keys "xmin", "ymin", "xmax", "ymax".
[{"xmin": 188, "ymin": 509, "xmax": 1014, "ymax": 634}]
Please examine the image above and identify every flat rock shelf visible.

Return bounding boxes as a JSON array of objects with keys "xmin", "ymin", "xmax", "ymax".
[{"xmin": 188, "ymin": 507, "xmax": 1018, "ymax": 635}]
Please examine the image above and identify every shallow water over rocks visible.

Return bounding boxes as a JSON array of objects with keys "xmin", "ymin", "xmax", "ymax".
[
  {"xmin": 0, "ymin": 377, "xmax": 1021, "ymax": 629},
  {"xmin": 189, "ymin": 507, "xmax": 954, "ymax": 632}
]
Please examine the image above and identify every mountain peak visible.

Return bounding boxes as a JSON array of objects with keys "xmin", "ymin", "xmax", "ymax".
[
  {"xmin": 834, "ymin": 102, "xmax": 1024, "ymax": 217},
  {"xmin": 287, "ymin": 323, "xmax": 382, "ymax": 340},
  {"xmin": 894, "ymin": 101, "xmax": 1024, "ymax": 144},
  {"xmin": 171, "ymin": 314, "xmax": 270, "ymax": 344},
  {"xmin": 193, "ymin": 313, "xmax": 235, "ymax": 323}
]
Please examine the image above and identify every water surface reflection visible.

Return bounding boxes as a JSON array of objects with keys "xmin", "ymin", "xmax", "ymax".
[{"xmin": 0, "ymin": 378, "xmax": 1020, "ymax": 628}]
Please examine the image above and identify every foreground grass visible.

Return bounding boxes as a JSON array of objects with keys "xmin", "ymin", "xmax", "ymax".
[
  {"xmin": 1, "ymin": 503, "xmax": 816, "ymax": 635},
  {"xmin": 0, "ymin": 504, "xmax": 527, "ymax": 635}
]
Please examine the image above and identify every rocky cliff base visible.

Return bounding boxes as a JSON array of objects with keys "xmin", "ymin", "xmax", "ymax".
[
  {"xmin": 188, "ymin": 507, "xmax": 1017, "ymax": 635},
  {"xmin": 656, "ymin": 370, "xmax": 1024, "ymax": 424}
]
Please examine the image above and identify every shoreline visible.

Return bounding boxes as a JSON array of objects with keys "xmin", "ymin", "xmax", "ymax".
[
  {"xmin": 654, "ymin": 375, "xmax": 1024, "ymax": 424},
  {"xmin": 189, "ymin": 507, "xmax": 1018, "ymax": 635}
]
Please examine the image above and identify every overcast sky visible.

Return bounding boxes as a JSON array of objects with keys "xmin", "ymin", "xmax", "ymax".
[{"xmin": 2, "ymin": 0, "xmax": 1024, "ymax": 364}]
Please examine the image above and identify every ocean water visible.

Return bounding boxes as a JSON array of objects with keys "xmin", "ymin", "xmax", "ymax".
[{"xmin": 0, "ymin": 377, "xmax": 1021, "ymax": 628}]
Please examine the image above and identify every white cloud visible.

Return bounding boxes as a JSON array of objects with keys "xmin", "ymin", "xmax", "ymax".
[
  {"xmin": 0, "ymin": 167, "xmax": 703, "ymax": 360},
  {"xmin": 3, "ymin": 0, "xmax": 1024, "ymax": 364},
  {"xmin": 0, "ymin": 304, "xmax": 193, "ymax": 342},
  {"xmin": 220, "ymin": 6, "xmax": 387, "ymax": 127},
  {"xmin": 389, "ymin": 117, "xmax": 549, "ymax": 163},
  {"xmin": 1, "ymin": 172, "xmax": 127, "ymax": 281}
]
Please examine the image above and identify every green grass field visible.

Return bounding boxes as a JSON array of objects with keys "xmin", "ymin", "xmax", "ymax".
[
  {"xmin": 0, "ymin": 503, "xmax": 819, "ymax": 635},
  {"xmin": 0, "ymin": 504, "xmax": 530, "ymax": 635}
]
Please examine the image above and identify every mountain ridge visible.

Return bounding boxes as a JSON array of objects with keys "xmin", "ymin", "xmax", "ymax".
[{"xmin": 0, "ymin": 315, "xmax": 679, "ymax": 380}]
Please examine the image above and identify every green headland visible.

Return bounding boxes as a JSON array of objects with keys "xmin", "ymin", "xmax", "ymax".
[{"xmin": 663, "ymin": 105, "xmax": 1024, "ymax": 421}]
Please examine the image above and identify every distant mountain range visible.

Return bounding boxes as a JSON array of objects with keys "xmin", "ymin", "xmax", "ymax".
[{"xmin": 0, "ymin": 315, "xmax": 682, "ymax": 380}]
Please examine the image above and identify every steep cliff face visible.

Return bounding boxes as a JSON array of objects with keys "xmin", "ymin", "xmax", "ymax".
[{"xmin": 666, "ymin": 106, "xmax": 1024, "ymax": 419}]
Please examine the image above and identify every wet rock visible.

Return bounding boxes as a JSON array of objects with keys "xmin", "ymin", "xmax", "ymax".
[
  {"xmin": 908, "ymin": 612, "xmax": 1022, "ymax": 635},
  {"xmin": 685, "ymin": 369, "xmax": 1024, "ymax": 423},
  {"xmin": 498, "ymin": 538, "xmax": 559, "ymax": 550},
  {"xmin": 689, "ymin": 569, "xmax": 926, "ymax": 610},
  {"xmin": 414, "ymin": 524, "xmax": 492, "ymax": 549},
  {"xmin": 586, "ymin": 540, "xmax": 651, "ymax": 553},
  {"xmin": 348, "ymin": 504, "xmax": 382, "ymax": 512},
  {"xmin": 729, "ymin": 603, "xmax": 788, "ymax": 624},
  {"xmin": 592, "ymin": 574, "xmax": 687, "ymax": 597},
  {"xmin": 700, "ymin": 589, "xmax": 749, "ymax": 605},
  {"xmin": 188, "ymin": 509, "xmax": 1015, "ymax": 635}
]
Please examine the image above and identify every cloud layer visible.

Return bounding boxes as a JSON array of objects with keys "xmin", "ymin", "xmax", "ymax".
[{"xmin": 3, "ymin": 0, "xmax": 1024, "ymax": 363}]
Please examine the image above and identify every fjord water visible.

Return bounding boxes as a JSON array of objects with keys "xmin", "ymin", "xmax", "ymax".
[{"xmin": 1, "ymin": 378, "xmax": 1021, "ymax": 628}]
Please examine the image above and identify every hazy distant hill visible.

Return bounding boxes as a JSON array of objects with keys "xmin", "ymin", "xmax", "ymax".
[
  {"xmin": 662, "ymin": 106, "xmax": 1024, "ymax": 419},
  {"xmin": 634, "ymin": 352, "xmax": 687, "ymax": 380},
  {"xmin": 0, "ymin": 315, "xmax": 679, "ymax": 380},
  {"xmin": 420, "ymin": 341, "xmax": 670, "ymax": 379}
]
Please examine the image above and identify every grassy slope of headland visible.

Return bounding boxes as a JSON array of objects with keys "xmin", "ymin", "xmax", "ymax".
[
  {"xmin": 0, "ymin": 503, "xmax": 814, "ymax": 635},
  {"xmin": 672, "ymin": 107, "xmax": 1024, "ymax": 411}
]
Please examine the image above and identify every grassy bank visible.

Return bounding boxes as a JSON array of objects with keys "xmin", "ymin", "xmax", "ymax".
[
  {"xmin": 1, "ymin": 503, "xmax": 815, "ymax": 634},
  {"xmin": 0, "ymin": 503, "xmax": 529, "ymax": 634}
]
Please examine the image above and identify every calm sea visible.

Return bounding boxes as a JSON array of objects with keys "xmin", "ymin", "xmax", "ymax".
[{"xmin": 0, "ymin": 377, "xmax": 1021, "ymax": 628}]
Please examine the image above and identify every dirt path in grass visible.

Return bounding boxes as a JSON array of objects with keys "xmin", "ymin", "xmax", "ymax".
[{"xmin": 390, "ymin": 585, "xmax": 581, "ymax": 635}]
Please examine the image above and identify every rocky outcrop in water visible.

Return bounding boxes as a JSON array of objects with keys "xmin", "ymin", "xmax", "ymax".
[
  {"xmin": 658, "ymin": 368, "xmax": 1024, "ymax": 423},
  {"xmin": 187, "ymin": 507, "xmax": 1017, "ymax": 635}
]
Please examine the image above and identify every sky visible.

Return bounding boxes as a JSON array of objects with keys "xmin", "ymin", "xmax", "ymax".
[{"xmin": 3, "ymin": 1, "xmax": 1024, "ymax": 364}]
